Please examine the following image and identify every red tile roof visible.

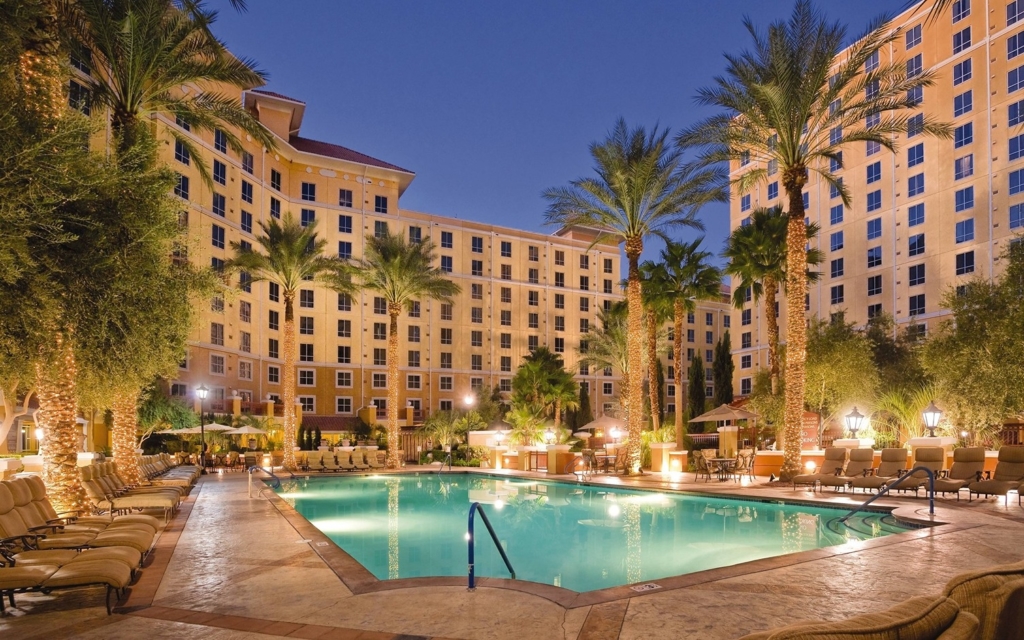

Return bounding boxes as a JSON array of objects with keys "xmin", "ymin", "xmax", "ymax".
[
  {"xmin": 301, "ymin": 416, "xmax": 355, "ymax": 432},
  {"xmin": 249, "ymin": 89, "xmax": 305, "ymax": 104},
  {"xmin": 289, "ymin": 136, "xmax": 413, "ymax": 174}
]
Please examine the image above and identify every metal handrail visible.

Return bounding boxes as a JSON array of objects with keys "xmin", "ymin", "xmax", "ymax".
[
  {"xmin": 247, "ymin": 466, "xmax": 295, "ymax": 497},
  {"xmin": 565, "ymin": 455, "xmax": 592, "ymax": 481},
  {"xmin": 436, "ymin": 453, "xmax": 453, "ymax": 474},
  {"xmin": 467, "ymin": 502, "xmax": 515, "ymax": 590},
  {"xmin": 838, "ymin": 465, "xmax": 935, "ymax": 524}
]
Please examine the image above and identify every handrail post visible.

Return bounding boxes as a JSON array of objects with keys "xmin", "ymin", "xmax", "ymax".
[
  {"xmin": 838, "ymin": 466, "xmax": 935, "ymax": 524},
  {"xmin": 467, "ymin": 501, "xmax": 515, "ymax": 591},
  {"xmin": 467, "ymin": 502, "xmax": 478, "ymax": 590}
]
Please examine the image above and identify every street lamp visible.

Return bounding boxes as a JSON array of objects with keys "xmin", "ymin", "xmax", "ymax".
[
  {"xmin": 463, "ymin": 394, "xmax": 475, "ymax": 407},
  {"xmin": 495, "ymin": 431, "xmax": 505, "ymax": 447},
  {"xmin": 610, "ymin": 427, "xmax": 621, "ymax": 444},
  {"xmin": 196, "ymin": 384, "xmax": 209, "ymax": 474},
  {"xmin": 845, "ymin": 406, "xmax": 866, "ymax": 439},
  {"xmin": 922, "ymin": 401, "xmax": 943, "ymax": 438},
  {"xmin": 544, "ymin": 428, "xmax": 555, "ymax": 444}
]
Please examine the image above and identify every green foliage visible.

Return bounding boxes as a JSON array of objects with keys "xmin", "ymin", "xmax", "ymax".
[
  {"xmin": 137, "ymin": 389, "xmax": 198, "ymax": 432},
  {"xmin": 713, "ymin": 331, "xmax": 735, "ymax": 406},
  {"xmin": 746, "ymin": 369, "xmax": 784, "ymax": 439},
  {"xmin": 350, "ymin": 231, "xmax": 461, "ymax": 311},
  {"xmin": 423, "ymin": 411, "xmax": 467, "ymax": 449},
  {"xmin": 314, "ymin": 427, "xmax": 322, "ymax": 447},
  {"xmin": 511, "ymin": 347, "xmax": 579, "ymax": 425},
  {"xmin": 579, "ymin": 301, "xmax": 632, "ymax": 383},
  {"xmin": 804, "ymin": 316, "xmax": 878, "ymax": 438},
  {"xmin": 864, "ymin": 313, "xmax": 928, "ymax": 391},
  {"xmin": 872, "ymin": 384, "xmax": 936, "ymax": 448},
  {"xmin": 504, "ymin": 404, "xmax": 545, "ymax": 447},
  {"xmin": 687, "ymin": 354, "xmax": 705, "ymax": 424},
  {"xmin": 655, "ymin": 359, "xmax": 666, "ymax": 424},
  {"xmin": 577, "ymin": 382, "xmax": 594, "ymax": 428}
]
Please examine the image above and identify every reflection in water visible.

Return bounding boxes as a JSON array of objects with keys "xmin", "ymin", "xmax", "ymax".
[
  {"xmin": 387, "ymin": 478, "xmax": 400, "ymax": 579},
  {"xmin": 625, "ymin": 502, "xmax": 642, "ymax": 584}
]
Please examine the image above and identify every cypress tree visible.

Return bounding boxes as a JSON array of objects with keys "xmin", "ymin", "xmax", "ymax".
[
  {"xmin": 297, "ymin": 426, "xmax": 306, "ymax": 450},
  {"xmin": 687, "ymin": 354, "xmax": 706, "ymax": 427},
  {"xmin": 314, "ymin": 426, "xmax": 322, "ymax": 448},
  {"xmin": 577, "ymin": 382, "xmax": 594, "ymax": 427},
  {"xmin": 713, "ymin": 330, "xmax": 735, "ymax": 406}
]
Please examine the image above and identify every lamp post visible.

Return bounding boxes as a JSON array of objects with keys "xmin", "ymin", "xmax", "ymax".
[
  {"xmin": 196, "ymin": 384, "xmax": 209, "ymax": 474},
  {"xmin": 610, "ymin": 427, "xmax": 621, "ymax": 444},
  {"xmin": 544, "ymin": 428, "xmax": 555, "ymax": 445},
  {"xmin": 463, "ymin": 394, "xmax": 475, "ymax": 408},
  {"xmin": 845, "ymin": 406, "xmax": 866, "ymax": 440},
  {"xmin": 922, "ymin": 401, "xmax": 943, "ymax": 438}
]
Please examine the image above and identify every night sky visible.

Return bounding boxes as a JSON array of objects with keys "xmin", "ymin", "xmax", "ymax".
[{"xmin": 216, "ymin": 1, "xmax": 905, "ymax": 266}]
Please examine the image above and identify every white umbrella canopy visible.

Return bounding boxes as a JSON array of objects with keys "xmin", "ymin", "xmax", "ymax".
[
  {"xmin": 580, "ymin": 415, "xmax": 625, "ymax": 432},
  {"xmin": 221, "ymin": 425, "xmax": 267, "ymax": 435},
  {"xmin": 161, "ymin": 426, "xmax": 203, "ymax": 434},
  {"xmin": 687, "ymin": 404, "xmax": 759, "ymax": 423},
  {"xmin": 202, "ymin": 423, "xmax": 234, "ymax": 431}
]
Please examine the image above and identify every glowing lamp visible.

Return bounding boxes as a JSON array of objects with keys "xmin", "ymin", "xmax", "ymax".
[
  {"xmin": 544, "ymin": 428, "xmax": 555, "ymax": 444},
  {"xmin": 610, "ymin": 427, "xmax": 621, "ymax": 442},
  {"xmin": 463, "ymin": 394, "xmax": 475, "ymax": 407},
  {"xmin": 922, "ymin": 401, "xmax": 943, "ymax": 438},
  {"xmin": 845, "ymin": 406, "xmax": 866, "ymax": 438}
]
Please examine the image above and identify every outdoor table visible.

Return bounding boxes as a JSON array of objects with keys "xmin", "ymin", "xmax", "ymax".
[{"xmin": 709, "ymin": 457, "xmax": 736, "ymax": 482}]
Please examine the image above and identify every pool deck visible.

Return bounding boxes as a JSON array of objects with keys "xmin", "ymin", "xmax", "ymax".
[{"xmin": 3, "ymin": 466, "xmax": 1023, "ymax": 640}]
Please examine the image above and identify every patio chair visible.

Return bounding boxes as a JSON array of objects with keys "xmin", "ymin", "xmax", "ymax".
[
  {"xmin": 692, "ymin": 450, "xmax": 714, "ymax": 482},
  {"xmin": 0, "ymin": 557, "xmax": 134, "ymax": 615},
  {"xmin": 338, "ymin": 452, "xmax": 355, "ymax": 471},
  {"xmin": 23, "ymin": 475, "xmax": 161, "ymax": 534},
  {"xmin": 352, "ymin": 451, "xmax": 370, "ymax": 470},
  {"xmin": 792, "ymin": 447, "xmax": 848, "ymax": 491},
  {"xmin": 367, "ymin": 451, "xmax": 385, "ymax": 469},
  {"xmin": 969, "ymin": 445, "xmax": 1024, "ymax": 504},
  {"xmin": 307, "ymin": 451, "xmax": 324, "ymax": 472},
  {"xmin": 934, "ymin": 447, "xmax": 986, "ymax": 500},
  {"xmin": 224, "ymin": 451, "xmax": 240, "ymax": 471},
  {"xmin": 700, "ymin": 449, "xmax": 720, "ymax": 475},
  {"xmin": 893, "ymin": 446, "xmax": 945, "ymax": 495},
  {"xmin": 243, "ymin": 452, "xmax": 260, "ymax": 470},
  {"xmin": 850, "ymin": 448, "xmax": 908, "ymax": 494},
  {"xmin": 819, "ymin": 448, "xmax": 876, "ymax": 492},
  {"xmin": 730, "ymin": 449, "xmax": 755, "ymax": 482},
  {"xmin": 943, "ymin": 559, "xmax": 1024, "ymax": 640},
  {"xmin": 322, "ymin": 453, "xmax": 340, "ymax": 472}
]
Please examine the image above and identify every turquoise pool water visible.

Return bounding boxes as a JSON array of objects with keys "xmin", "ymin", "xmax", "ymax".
[{"xmin": 275, "ymin": 474, "xmax": 910, "ymax": 593}]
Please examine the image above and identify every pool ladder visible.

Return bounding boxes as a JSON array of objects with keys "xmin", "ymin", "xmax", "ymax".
[
  {"xmin": 837, "ymin": 466, "xmax": 936, "ymax": 525},
  {"xmin": 467, "ymin": 502, "xmax": 515, "ymax": 590},
  {"xmin": 436, "ymin": 453, "xmax": 453, "ymax": 474}
]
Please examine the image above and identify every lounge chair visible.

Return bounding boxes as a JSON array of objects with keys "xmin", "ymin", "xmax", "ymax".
[
  {"xmin": 969, "ymin": 445, "xmax": 1024, "ymax": 504},
  {"xmin": 894, "ymin": 446, "xmax": 945, "ymax": 495},
  {"xmin": 306, "ymin": 452, "xmax": 324, "ymax": 472},
  {"xmin": 322, "ymin": 453, "xmax": 340, "ymax": 472},
  {"xmin": 338, "ymin": 452, "xmax": 355, "ymax": 471},
  {"xmin": 352, "ymin": 451, "xmax": 370, "ymax": 470},
  {"xmin": 934, "ymin": 447, "xmax": 986, "ymax": 500},
  {"xmin": 792, "ymin": 447, "xmax": 849, "ymax": 491},
  {"xmin": 819, "ymin": 448, "xmax": 875, "ymax": 492},
  {"xmin": 943, "ymin": 559, "xmax": 1024, "ymax": 640},
  {"xmin": 23, "ymin": 475, "xmax": 161, "ymax": 534},
  {"xmin": 367, "ymin": 451, "xmax": 385, "ymax": 469},
  {"xmin": 0, "ymin": 557, "xmax": 134, "ymax": 615},
  {"xmin": 850, "ymin": 448, "xmax": 908, "ymax": 494}
]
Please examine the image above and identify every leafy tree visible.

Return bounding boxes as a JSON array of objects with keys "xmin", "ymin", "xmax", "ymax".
[
  {"xmin": 804, "ymin": 316, "xmax": 878, "ymax": 444},
  {"xmin": 576, "ymin": 382, "xmax": 594, "ymax": 429},
  {"xmin": 350, "ymin": 232, "xmax": 460, "ymax": 468},
  {"xmin": 423, "ymin": 411, "xmax": 467, "ymax": 449},
  {"xmin": 746, "ymin": 369, "xmax": 784, "ymax": 448},
  {"xmin": 723, "ymin": 206, "xmax": 822, "ymax": 393},
  {"xmin": 864, "ymin": 313, "xmax": 928, "ymax": 391},
  {"xmin": 545, "ymin": 119, "xmax": 725, "ymax": 473},
  {"xmin": 713, "ymin": 331, "xmax": 735, "ymax": 406},
  {"xmin": 505, "ymin": 404, "xmax": 545, "ymax": 448},
  {"xmin": 687, "ymin": 354, "xmax": 706, "ymax": 426},
  {"xmin": 226, "ymin": 214, "xmax": 349, "ymax": 470},
  {"xmin": 680, "ymin": 0, "xmax": 948, "ymax": 479}
]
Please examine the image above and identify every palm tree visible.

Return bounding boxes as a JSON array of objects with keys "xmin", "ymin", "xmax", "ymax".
[
  {"xmin": 545, "ymin": 119, "xmax": 725, "ymax": 474},
  {"xmin": 644, "ymin": 239, "xmax": 722, "ymax": 446},
  {"xmin": 64, "ymin": 0, "xmax": 274, "ymax": 174},
  {"xmin": 872, "ymin": 383, "xmax": 937, "ymax": 447},
  {"xmin": 678, "ymin": 0, "xmax": 949, "ymax": 480},
  {"xmin": 639, "ymin": 262, "xmax": 673, "ymax": 432},
  {"xmin": 579, "ymin": 302, "xmax": 640, "ymax": 423},
  {"xmin": 724, "ymin": 207, "xmax": 822, "ymax": 395},
  {"xmin": 225, "ymin": 214, "xmax": 347, "ymax": 470},
  {"xmin": 351, "ymin": 232, "xmax": 460, "ymax": 469},
  {"xmin": 545, "ymin": 369, "xmax": 580, "ymax": 431}
]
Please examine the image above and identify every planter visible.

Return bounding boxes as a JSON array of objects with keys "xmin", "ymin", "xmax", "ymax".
[
  {"xmin": 649, "ymin": 442, "xmax": 676, "ymax": 473},
  {"xmin": 0, "ymin": 458, "xmax": 24, "ymax": 480}
]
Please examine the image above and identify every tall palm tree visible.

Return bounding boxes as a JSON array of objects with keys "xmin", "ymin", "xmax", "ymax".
[
  {"xmin": 226, "ymin": 214, "xmax": 347, "ymax": 470},
  {"xmin": 639, "ymin": 262, "xmax": 673, "ymax": 432},
  {"xmin": 644, "ymin": 239, "xmax": 723, "ymax": 446},
  {"xmin": 64, "ymin": 0, "xmax": 274, "ymax": 175},
  {"xmin": 545, "ymin": 119, "xmax": 725, "ymax": 474},
  {"xmin": 724, "ymin": 207, "xmax": 822, "ymax": 395},
  {"xmin": 351, "ymin": 232, "xmax": 460, "ymax": 469},
  {"xmin": 545, "ymin": 369, "xmax": 580, "ymax": 431},
  {"xmin": 678, "ymin": 0, "xmax": 949, "ymax": 480},
  {"xmin": 579, "ymin": 302, "xmax": 641, "ymax": 424}
]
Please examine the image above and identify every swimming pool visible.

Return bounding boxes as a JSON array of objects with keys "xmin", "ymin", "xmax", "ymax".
[{"xmin": 275, "ymin": 473, "xmax": 911, "ymax": 593}]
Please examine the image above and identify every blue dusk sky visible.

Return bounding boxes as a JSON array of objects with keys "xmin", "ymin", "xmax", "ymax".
[{"xmin": 216, "ymin": 0, "xmax": 904, "ymax": 266}]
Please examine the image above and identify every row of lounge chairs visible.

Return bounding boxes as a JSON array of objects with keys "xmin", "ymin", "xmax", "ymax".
[
  {"xmin": 300, "ymin": 450, "xmax": 385, "ymax": 472},
  {"xmin": 793, "ymin": 445, "xmax": 1024, "ymax": 503},
  {"xmin": 0, "ymin": 455, "xmax": 201, "ymax": 615}
]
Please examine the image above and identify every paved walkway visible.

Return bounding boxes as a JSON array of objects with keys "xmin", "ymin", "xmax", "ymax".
[{"xmin": 2, "ymin": 468, "xmax": 1023, "ymax": 639}]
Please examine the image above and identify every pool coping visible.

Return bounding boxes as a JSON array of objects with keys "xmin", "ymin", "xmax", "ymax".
[{"xmin": 259, "ymin": 469, "xmax": 981, "ymax": 609}]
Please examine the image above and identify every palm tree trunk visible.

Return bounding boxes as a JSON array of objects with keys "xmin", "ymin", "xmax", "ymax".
[
  {"xmin": 281, "ymin": 294, "xmax": 297, "ymax": 470},
  {"xmin": 386, "ymin": 306, "xmax": 402, "ymax": 469},
  {"xmin": 781, "ymin": 175, "xmax": 809, "ymax": 481},
  {"xmin": 554, "ymin": 398, "xmax": 561, "ymax": 430},
  {"xmin": 15, "ymin": 2, "xmax": 63, "ymax": 121},
  {"xmin": 624, "ymin": 238, "xmax": 645, "ymax": 475},
  {"xmin": 111, "ymin": 389, "xmax": 143, "ymax": 485},
  {"xmin": 764, "ymin": 277, "xmax": 780, "ymax": 395},
  {"xmin": 673, "ymin": 300, "xmax": 685, "ymax": 448},
  {"xmin": 35, "ymin": 332, "xmax": 88, "ymax": 515},
  {"xmin": 646, "ymin": 313, "xmax": 660, "ymax": 432}
]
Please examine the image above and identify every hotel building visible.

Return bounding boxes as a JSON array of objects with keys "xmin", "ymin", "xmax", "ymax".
[{"xmin": 729, "ymin": 0, "xmax": 1024, "ymax": 396}]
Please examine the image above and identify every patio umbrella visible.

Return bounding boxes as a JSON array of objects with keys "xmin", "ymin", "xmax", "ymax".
[
  {"xmin": 579, "ymin": 415, "xmax": 625, "ymax": 432},
  {"xmin": 687, "ymin": 404, "xmax": 759, "ymax": 423},
  {"xmin": 202, "ymin": 423, "xmax": 234, "ymax": 431},
  {"xmin": 221, "ymin": 425, "xmax": 267, "ymax": 435}
]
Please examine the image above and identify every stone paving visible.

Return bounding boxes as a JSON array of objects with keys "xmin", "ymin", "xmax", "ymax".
[{"xmin": 1, "ymin": 467, "xmax": 1022, "ymax": 640}]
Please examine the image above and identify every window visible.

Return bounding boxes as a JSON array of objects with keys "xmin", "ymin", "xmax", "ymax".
[
  {"xmin": 602, "ymin": 382, "xmax": 614, "ymax": 396},
  {"xmin": 211, "ymin": 224, "xmax": 225, "ymax": 249},
  {"xmin": 336, "ymin": 397, "xmax": 352, "ymax": 414},
  {"xmin": 953, "ymin": 0, "xmax": 970, "ymax": 22},
  {"xmin": 603, "ymin": 279, "xmax": 613, "ymax": 294},
  {"xmin": 908, "ymin": 114, "xmax": 924, "ymax": 137},
  {"xmin": 956, "ymin": 250, "xmax": 975, "ymax": 275},
  {"xmin": 909, "ymin": 294, "xmax": 926, "ymax": 316},
  {"xmin": 1012, "ymin": 31, "xmax": 1024, "ymax": 61},
  {"xmin": 471, "ymin": 354, "xmax": 483, "ymax": 371},
  {"xmin": 269, "ymin": 282, "xmax": 280, "ymax": 303},
  {"xmin": 439, "ymin": 256, "xmax": 453, "ymax": 273},
  {"xmin": 337, "ymin": 346, "xmax": 351, "ymax": 364},
  {"xmin": 528, "ymin": 246, "xmax": 539, "ymax": 262},
  {"xmin": 211, "ymin": 295, "xmax": 225, "ymax": 313},
  {"xmin": 337, "ymin": 241, "xmax": 352, "ymax": 259},
  {"xmin": 371, "ymin": 373, "xmax": 387, "ymax": 389},
  {"xmin": 723, "ymin": 315, "xmax": 731, "ymax": 328},
  {"xmin": 267, "ymin": 365, "xmax": 280, "ymax": 384},
  {"xmin": 580, "ymin": 254, "xmax": 590, "ymax": 270},
  {"xmin": 830, "ymin": 204, "xmax": 844, "ymax": 225},
  {"xmin": 909, "ymin": 233, "xmax": 926, "ymax": 256},
  {"xmin": 955, "ymin": 155, "xmax": 974, "ymax": 180},
  {"xmin": 212, "ymin": 193, "xmax": 225, "ymax": 217},
  {"xmin": 338, "ymin": 188, "xmax": 353, "ymax": 208},
  {"xmin": 864, "ymin": 50, "xmax": 879, "ymax": 73},
  {"xmin": 864, "ymin": 162, "xmax": 881, "ymax": 185},
  {"xmin": 580, "ymin": 318, "xmax": 590, "ymax": 333},
  {"xmin": 953, "ymin": 27, "xmax": 971, "ymax": 54},
  {"xmin": 830, "ymin": 258, "xmax": 844, "ymax": 278},
  {"xmin": 471, "ymin": 283, "xmax": 483, "ymax": 300},
  {"xmin": 830, "ymin": 285, "xmax": 844, "ymax": 305},
  {"xmin": 441, "ymin": 231, "xmax": 453, "ymax": 248},
  {"xmin": 554, "ymin": 316, "xmax": 565, "ymax": 332},
  {"xmin": 741, "ymin": 332, "xmax": 751, "ymax": 349},
  {"xmin": 909, "ymin": 264, "xmax": 925, "ymax": 286},
  {"xmin": 408, "ymin": 349, "xmax": 421, "ymax": 369},
  {"xmin": 440, "ymin": 327, "xmax": 453, "ymax": 345},
  {"xmin": 373, "ymin": 348, "xmax": 386, "ymax": 366},
  {"xmin": 865, "ymin": 218, "xmax": 882, "ymax": 241},
  {"xmin": 830, "ymin": 231, "xmax": 844, "ymax": 252},
  {"xmin": 374, "ymin": 195, "xmax": 388, "ymax": 214},
  {"xmin": 68, "ymin": 80, "xmax": 91, "ymax": 114},
  {"xmin": 953, "ymin": 91, "xmax": 972, "ymax": 119},
  {"xmin": 173, "ymin": 140, "xmax": 190, "ymax": 166},
  {"xmin": 906, "ymin": 86, "xmax": 923, "ymax": 106},
  {"xmin": 300, "ymin": 290, "xmax": 314, "ymax": 308},
  {"xmin": 906, "ymin": 145, "xmax": 925, "ymax": 169},
  {"xmin": 954, "ymin": 123, "xmax": 973, "ymax": 148},
  {"xmin": 212, "ymin": 160, "xmax": 227, "ymax": 186},
  {"xmin": 471, "ymin": 236, "xmax": 483, "ymax": 253},
  {"xmin": 299, "ymin": 344, "xmax": 313, "ymax": 362},
  {"xmin": 868, "ymin": 303, "xmax": 883, "ymax": 319},
  {"xmin": 501, "ymin": 287, "xmax": 512, "ymax": 303},
  {"xmin": 300, "ymin": 208, "xmax": 315, "ymax": 227},
  {"xmin": 767, "ymin": 182, "xmax": 778, "ymax": 200},
  {"xmin": 270, "ymin": 197, "xmax": 280, "ymax": 219},
  {"xmin": 867, "ymin": 140, "xmax": 881, "ymax": 156},
  {"xmin": 239, "ymin": 210, "xmax": 253, "ymax": 235},
  {"xmin": 407, "ymin": 325, "xmax": 421, "ymax": 343},
  {"xmin": 1011, "ymin": 65, "xmax": 1024, "ymax": 93},
  {"xmin": 211, "ymin": 257, "xmax": 224, "ymax": 273},
  {"xmin": 867, "ymin": 190, "xmax": 883, "ymax": 211},
  {"xmin": 337, "ymin": 293, "xmax": 351, "ymax": 312},
  {"xmin": 301, "ymin": 182, "xmax": 316, "ymax": 202},
  {"xmin": 909, "ymin": 203, "xmax": 925, "ymax": 227},
  {"xmin": 374, "ymin": 220, "xmax": 388, "ymax": 238},
  {"xmin": 906, "ymin": 24, "xmax": 922, "ymax": 48},
  {"xmin": 867, "ymin": 246, "xmax": 882, "ymax": 268},
  {"xmin": 470, "ymin": 330, "xmax": 483, "ymax": 347},
  {"xmin": 441, "ymin": 303, "xmax": 453, "ymax": 320},
  {"xmin": 209, "ymin": 322, "xmax": 224, "ymax": 346},
  {"xmin": 705, "ymin": 331, "xmax": 713, "ymax": 345},
  {"xmin": 527, "ymin": 267, "xmax": 538, "ymax": 283},
  {"xmin": 579, "ymin": 297, "xmax": 589, "ymax": 312},
  {"xmin": 528, "ymin": 313, "xmax": 539, "ymax": 329},
  {"xmin": 604, "ymin": 258, "xmax": 613, "ymax": 274},
  {"xmin": 908, "ymin": 174, "xmax": 924, "ymax": 197},
  {"xmin": 579, "ymin": 276, "xmax": 589, "ymax": 291},
  {"xmin": 268, "ymin": 337, "xmax": 280, "ymax": 359},
  {"xmin": 268, "ymin": 310, "xmax": 279, "ymax": 331},
  {"xmin": 1012, "ymin": 1, "xmax": 1024, "ymax": 26},
  {"xmin": 336, "ymin": 319, "xmax": 351, "ymax": 338},
  {"xmin": 1012, "ymin": 169, "xmax": 1024, "ymax": 195},
  {"xmin": 408, "ymin": 226, "xmax": 422, "ymax": 244},
  {"xmin": 298, "ymin": 369, "xmax": 315, "ymax": 387},
  {"xmin": 868, "ymin": 275, "xmax": 882, "ymax": 296},
  {"xmin": 241, "ymin": 151, "xmax": 253, "ymax": 175},
  {"xmin": 906, "ymin": 53, "xmax": 923, "ymax": 79},
  {"xmin": 829, "ymin": 126, "xmax": 842, "ymax": 145},
  {"xmin": 174, "ymin": 174, "xmax": 189, "ymax": 200},
  {"xmin": 371, "ymin": 297, "xmax": 386, "ymax": 315},
  {"xmin": 956, "ymin": 186, "xmax": 974, "ymax": 211},
  {"xmin": 471, "ymin": 307, "xmax": 483, "ymax": 324},
  {"xmin": 528, "ymin": 335, "xmax": 539, "ymax": 350},
  {"xmin": 554, "ymin": 272, "xmax": 565, "ymax": 288},
  {"xmin": 1012, "ymin": 203, "xmax": 1024, "ymax": 229},
  {"xmin": 740, "ymin": 194, "xmax": 751, "ymax": 212},
  {"xmin": 240, "ymin": 180, "xmax": 253, "ymax": 205},
  {"xmin": 955, "ymin": 218, "xmax": 974, "ymax": 243},
  {"xmin": 299, "ymin": 316, "xmax": 314, "ymax": 335},
  {"xmin": 741, "ymin": 309, "xmax": 751, "ymax": 326}
]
